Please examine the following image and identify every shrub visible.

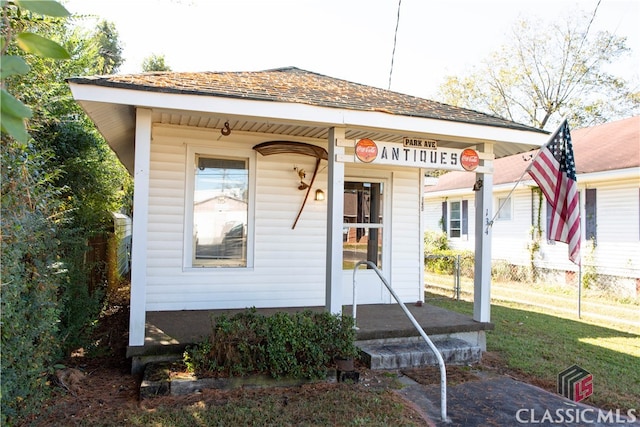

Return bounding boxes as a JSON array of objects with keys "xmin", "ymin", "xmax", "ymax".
[
  {"xmin": 424, "ymin": 230, "xmax": 449, "ymax": 253},
  {"xmin": 491, "ymin": 260, "xmax": 530, "ymax": 282},
  {"xmin": 1, "ymin": 142, "xmax": 63, "ymax": 423},
  {"xmin": 425, "ymin": 249, "xmax": 474, "ymax": 277},
  {"xmin": 184, "ymin": 309, "xmax": 358, "ymax": 380}
]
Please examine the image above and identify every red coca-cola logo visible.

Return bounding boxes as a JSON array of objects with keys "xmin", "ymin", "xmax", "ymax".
[
  {"xmin": 461, "ymin": 148, "xmax": 480, "ymax": 171},
  {"xmin": 355, "ymin": 138, "xmax": 378, "ymax": 163}
]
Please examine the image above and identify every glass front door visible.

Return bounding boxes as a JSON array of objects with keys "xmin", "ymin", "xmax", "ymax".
[{"xmin": 342, "ymin": 179, "xmax": 388, "ymax": 304}]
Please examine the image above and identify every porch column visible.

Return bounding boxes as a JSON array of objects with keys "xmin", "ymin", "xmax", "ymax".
[
  {"xmin": 326, "ymin": 127, "xmax": 346, "ymax": 314},
  {"xmin": 473, "ymin": 142, "xmax": 493, "ymax": 323},
  {"xmin": 129, "ymin": 108, "xmax": 152, "ymax": 346}
]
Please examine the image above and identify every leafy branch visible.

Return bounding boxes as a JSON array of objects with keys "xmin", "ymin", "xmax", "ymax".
[{"xmin": 1, "ymin": 0, "xmax": 70, "ymax": 142}]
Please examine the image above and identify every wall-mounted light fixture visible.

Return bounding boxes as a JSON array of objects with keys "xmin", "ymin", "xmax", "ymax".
[
  {"xmin": 472, "ymin": 179, "xmax": 483, "ymax": 191},
  {"xmin": 315, "ymin": 189, "xmax": 325, "ymax": 201}
]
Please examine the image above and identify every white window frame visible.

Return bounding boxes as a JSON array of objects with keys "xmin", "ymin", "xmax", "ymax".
[
  {"xmin": 448, "ymin": 200, "xmax": 462, "ymax": 238},
  {"xmin": 183, "ymin": 144, "xmax": 256, "ymax": 270},
  {"xmin": 342, "ymin": 176, "xmax": 390, "ymax": 272},
  {"xmin": 496, "ymin": 196, "xmax": 512, "ymax": 221}
]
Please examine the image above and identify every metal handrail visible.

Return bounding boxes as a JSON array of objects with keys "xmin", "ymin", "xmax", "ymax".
[{"xmin": 352, "ymin": 260, "xmax": 449, "ymax": 422}]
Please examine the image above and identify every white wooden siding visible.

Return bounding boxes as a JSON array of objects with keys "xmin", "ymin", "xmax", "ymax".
[
  {"xmin": 389, "ymin": 169, "xmax": 424, "ymax": 302},
  {"xmin": 145, "ymin": 125, "xmax": 424, "ymax": 311},
  {"xmin": 424, "ymin": 175, "xmax": 640, "ymax": 282}
]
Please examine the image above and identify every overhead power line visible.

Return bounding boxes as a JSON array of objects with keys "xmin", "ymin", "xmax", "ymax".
[{"xmin": 388, "ymin": 0, "xmax": 402, "ymax": 90}]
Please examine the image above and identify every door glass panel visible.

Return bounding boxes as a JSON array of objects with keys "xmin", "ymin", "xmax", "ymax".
[{"xmin": 343, "ymin": 181, "xmax": 383, "ymax": 269}]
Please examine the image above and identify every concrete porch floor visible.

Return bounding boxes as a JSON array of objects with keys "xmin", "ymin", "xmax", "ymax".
[{"xmin": 128, "ymin": 303, "xmax": 494, "ymax": 358}]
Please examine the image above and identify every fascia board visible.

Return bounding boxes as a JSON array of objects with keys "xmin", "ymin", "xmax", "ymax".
[{"xmin": 69, "ymin": 83, "xmax": 548, "ymax": 146}]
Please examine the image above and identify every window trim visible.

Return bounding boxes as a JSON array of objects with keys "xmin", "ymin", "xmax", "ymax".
[
  {"xmin": 449, "ymin": 200, "xmax": 462, "ymax": 238},
  {"xmin": 183, "ymin": 144, "xmax": 256, "ymax": 270},
  {"xmin": 444, "ymin": 199, "xmax": 468, "ymax": 239},
  {"xmin": 495, "ymin": 196, "xmax": 512, "ymax": 221},
  {"xmin": 584, "ymin": 188, "xmax": 597, "ymax": 244}
]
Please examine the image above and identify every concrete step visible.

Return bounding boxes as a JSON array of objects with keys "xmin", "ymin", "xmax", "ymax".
[{"xmin": 357, "ymin": 337, "xmax": 481, "ymax": 370}]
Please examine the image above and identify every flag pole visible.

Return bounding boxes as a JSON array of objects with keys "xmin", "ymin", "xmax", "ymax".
[
  {"xmin": 523, "ymin": 118, "xmax": 568, "ymax": 174},
  {"xmin": 578, "ymin": 260, "xmax": 582, "ymax": 319},
  {"xmin": 488, "ymin": 118, "xmax": 567, "ymax": 227}
]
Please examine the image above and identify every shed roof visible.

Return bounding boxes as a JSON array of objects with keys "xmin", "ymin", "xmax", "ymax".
[
  {"xmin": 424, "ymin": 116, "xmax": 640, "ymax": 193},
  {"xmin": 68, "ymin": 67, "xmax": 549, "ymax": 172},
  {"xmin": 69, "ymin": 66, "xmax": 541, "ymax": 133}
]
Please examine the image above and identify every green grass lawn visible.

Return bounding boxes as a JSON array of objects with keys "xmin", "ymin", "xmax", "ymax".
[
  {"xmin": 427, "ymin": 292, "xmax": 640, "ymax": 412},
  {"xmin": 125, "ymin": 385, "xmax": 417, "ymax": 427}
]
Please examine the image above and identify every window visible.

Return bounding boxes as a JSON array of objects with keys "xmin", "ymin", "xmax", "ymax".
[
  {"xmin": 585, "ymin": 188, "xmax": 597, "ymax": 243},
  {"xmin": 442, "ymin": 200, "xmax": 468, "ymax": 238},
  {"xmin": 343, "ymin": 181, "xmax": 383, "ymax": 269},
  {"xmin": 192, "ymin": 155, "xmax": 248, "ymax": 267},
  {"xmin": 449, "ymin": 201, "xmax": 462, "ymax": 237},
  {"xmin": 496, "ymin": 197, "xmax": 512, "ymax": 220}
]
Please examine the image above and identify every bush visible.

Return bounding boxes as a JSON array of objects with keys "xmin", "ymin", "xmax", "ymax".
[
  {"xmin": 184, "ymin": 309, "xmax": 358, "ymax": 380},
  {"xmin": 424, "ymin": 230, "xmax": 449, "ymax": 253},
  {"xmin": 425, "ymin": 249, "xmax": 474, "ymax": 277},
  {"xmin": 491, "ymin": 260, "xmax": 530, "ymax": 282},
  {"xmin": 1, "ymin": 141, "xmax": 64, "ymax": 423}
]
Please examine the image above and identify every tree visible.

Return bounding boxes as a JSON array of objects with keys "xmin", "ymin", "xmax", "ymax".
[
  {"xmin": 437, "ymin": 11, "xmax": 639, "ymax": 129},
  {"xmin": 93, "ymin": 20, "xmax": 123, "ymax": 74},
  {"xmin": 1, "ymin": 2, "xmax": 131, "ymax": 422},
  {"xmin": 1, "ymin": 0, "xmax": 70, "ymax": 142},
  {"xmin": 1, "ymin": 1, "xmax": 72, "ymax": 422},
  {"xmin": 142, "ymin": 53, "xmax": 172, "ymax": 71}
]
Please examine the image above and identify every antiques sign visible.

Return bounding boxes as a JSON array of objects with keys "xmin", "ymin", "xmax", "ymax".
[{"xmin": 354, "ymin": 138, "xmax": 480, "ymax": 172}]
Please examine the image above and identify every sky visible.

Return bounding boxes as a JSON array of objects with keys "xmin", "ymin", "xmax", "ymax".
[{"xmin": 64, "ymin": 0, "xmax": 639, "ymax": 100}]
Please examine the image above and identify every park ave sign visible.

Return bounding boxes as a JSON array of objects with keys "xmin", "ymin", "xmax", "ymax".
[{"xmin": 348, "ymin": 138, "xmax": 483, "ymax": 172}]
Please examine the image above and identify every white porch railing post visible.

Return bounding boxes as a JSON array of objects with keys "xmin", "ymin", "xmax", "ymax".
[{"xmin": 353, "ymin": 260, "xmax": 449, "ymax": 423}]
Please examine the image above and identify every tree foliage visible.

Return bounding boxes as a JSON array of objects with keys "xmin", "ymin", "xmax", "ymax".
[
  {"xmin": 437, "ymin": 12, "xmax": 639, "ymax": 129},
  {"xmin": 93, "ymin": 20, "xmax": 123, "ymax": 74},
  {"xmin": 1, "ymin": 0, "xmax": 70, "ymax": 142},
  {"xmin": 142, "ymin": 53, "xmax": 172, "ymax": 72},
  {"xmin": 1, "ymin": 1, "xmax": 131, "ymax": 423}
]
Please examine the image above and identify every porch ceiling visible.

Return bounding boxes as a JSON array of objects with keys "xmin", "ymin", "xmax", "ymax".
[
  {"xmin": 152, "ymin": 110, "xmax": 428, "ymax": 144},
  {"xmin": 154, "ymin": 109, "xmax": 544, "ymax": 159},
  {"xmin": 77, "ymin": 100, "xmax": 543, "ymax": 173}
]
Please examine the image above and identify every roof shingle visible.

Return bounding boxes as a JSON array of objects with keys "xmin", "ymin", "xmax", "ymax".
[
  {"xmin": 425, "ymin": 116, "xmax": 640, "ymax": 192},
  {"xmin": 68, "ymin": 66, "xmax": 544, "ymax": 133}
]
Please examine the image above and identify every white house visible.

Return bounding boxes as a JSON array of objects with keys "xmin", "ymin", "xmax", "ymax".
[
  {"xmin": 68, "ymin": 67, "xmax": 548, "ymax": 354},
  {"xmin": 424, "ymin": 117, "xmax": 640, "ymax": 296}
]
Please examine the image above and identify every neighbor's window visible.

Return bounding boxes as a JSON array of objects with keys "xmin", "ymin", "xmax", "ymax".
[
  {"xmin": 449, "ymin": 201, "xmax": 461, "ymax": 238},
  {"xmin": 343, "ymin": 181, "xmax": 383, "ymax": 269},
  {"xmin": 496, "ymin": 196, "xmax": 512, "ymax": 220},
  {"xmin": 192, "ymin": 155, "xmax": 248, "ymax": 267},
  {"xmin": 442, "ymin": 200, "xmax": 467, "ymax": 239}
]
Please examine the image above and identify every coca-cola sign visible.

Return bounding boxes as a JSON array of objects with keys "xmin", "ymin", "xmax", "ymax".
[
  {"xmin": 355, "ymin": 138, "xmax": 378, "ymax": 163},
  {"xmin": 460, "ymin": 148, "xmax": 480, "ymax": 171}
]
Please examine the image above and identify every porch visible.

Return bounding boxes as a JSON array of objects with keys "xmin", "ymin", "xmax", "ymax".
[{"xmin": 127, "ymin": 303, "xmax": 494, "ymax": 372}]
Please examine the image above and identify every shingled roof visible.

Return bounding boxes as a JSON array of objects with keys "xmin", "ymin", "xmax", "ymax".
[
  {"xmin": 424, "ymin": 116, "xmax": 640, "ymax": 193},
  {"xmin": 69, "ymin": 66, "xmax": 542, "ymax": 133}
]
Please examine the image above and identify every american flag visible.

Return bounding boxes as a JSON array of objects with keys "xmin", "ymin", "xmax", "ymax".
[{"xmin": 527, "ymin": 120, "xmax": 581, "ymax": 264}]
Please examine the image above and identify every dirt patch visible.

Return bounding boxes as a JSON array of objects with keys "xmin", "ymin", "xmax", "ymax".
[{"xmin": 402, "ymin": 365, "xmax": 483, "ymax": 386}]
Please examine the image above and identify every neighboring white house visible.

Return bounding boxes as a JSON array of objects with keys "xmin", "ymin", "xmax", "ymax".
[
  {"xmin": 424, "ymin": 117, "xmax": 640, "ymax": 297},
  {"xmin": 68, "ymin": 67, "xmax": 548, "ymax": 352}
]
